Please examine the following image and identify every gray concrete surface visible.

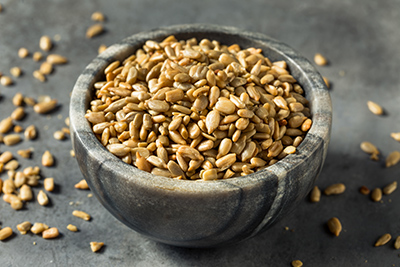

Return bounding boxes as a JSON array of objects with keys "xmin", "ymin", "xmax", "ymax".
[{"xmin": 0, "ymin": 0, "xmax": 399, "ymax": 266}]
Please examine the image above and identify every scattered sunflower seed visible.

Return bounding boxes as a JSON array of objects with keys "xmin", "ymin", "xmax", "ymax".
[
  {"xmin": 11, "ymin": 107, "xmax": 25, "ymax": 121},
  {"xmin": 367, "ymin": 101, "xmax": 383, "ymax": 115},
  {"xmin": 12, "ymin": 93, "xmax": 24, "ymax": 106},
  {"xmin": 291, "ymin": 260, "xmax": 303, "ymax": 267},
  {"xmin": 33, "ymin": 99, "xmax": 57, "ymax": 114},
  {"xmin": 33, "ymin": 51, "xmax": 43, "ymax": 61},
  {"xmin": 17, "ymin": 148, "xmax": 33, "ymax": 158},
  {"xmin": 310, "ymin": 186, "xmax": 321, "ymax": 203},
  {"xmin": 44, "ymin": 178, "xmax": 54, "ymax": 192},
  {"xmin": 72, "ymin": 210, "xmax": 91, "ymax": 221},
  {"xmin": 383, "ymin": 181, "xmax": 397, "ymax": 195},
  {"xmin": 3, "ymin": 134, "xmax": 22, "ymax": 146},
  {"xmin": 24, "ymin": 125, "xmax": 37, "ymax": 140},
  {"xmin": 324, "ymin": 183, "xmax": 346, "ymax": 195},
  {"xmin": 359, "ymin": 186, "xmax": 370, "ymax": 195},
  {"xmin": 17, "ymin": 221, "xmax": 32, "ymax": 235},
  {"xmin": 0, "ymin": 227, "xmax": 13, "ymax": 241},
  {"xmin": 391, "ymin": 132, "xmax": 400, "ymax": 142},
  {"xmin": 374, "ymin": 233, "xmax": 391, "ymax": 247},
  {"xmin": 42, "ymin": 227, "xmax": 59, "ymax": 239},
  {"xmin": 0, "ymin": 117, "xmax": 13, "ymax": 134},
  {"xmin": 37, "ymin": 190, "xmax": 49, "ymax": 206},
  {"xmin": 67, "ymin": 224, "xmax": 78, "ymax": 232},
  {"xmin": 30, "ymin": 223, "xmax": 49, "ymax": 234},
  {"xmin": 360, "ymin": 141, "xmax": 379, "ymax": 155},
  {"xmin": 39, "ymin": 35, "xmax": 52, "ymax": 51},
  {"xmin": 394, "ymin": 236, "xmax": 400, "ymax": 250},
  {"xmin": 0, "ymin": 76, "xmax": 13, "ymax": 86},
  {"xmin": 86, "ymin": 24, "xmax": 104, "ymax": 38},
  {"xmin": 53, "ymin": 130, "xmax": 66, "ymax": 140},
  {"xmin": 371, "ymin": 188, "xmax": 382, "ymax": 202},
  {"xmin": 46, "ymin": 54, "xmax": 68, "ymax": 65},
  {"xmin": 74, "ymin": 179, "xmax": 89, "ymax": 190},
  {"xmin": 39, "ymin": 62, "xmax": 53, "ymax": 75},
  {"xmin": 385, "ymin": 151, "xmax": 400, "ymax": 167},
  {"xmin": 91, "ymin": 11, "xmax": 106, "ymax": 21},
  {"xmin": 327, "ymin": 217, "xmax": 342, "ymax": 236},
  {"xmin": 90, "ymin": 242, "xmax": 104, "ymax": 252},
  {"xmin": 314, "ymin": 53, "xmax": 328, "ymax": 66},
  {"xmin": 18, "ymin": 47, "xmax": 29, "ymax": 58},
  {"xmin": 10, "ymin": 67, "xmax": 22, "ymax": 77},
  {"xmin": 42, "ymin": 150, "xmax": 54, "ymax": 167},
  {"xmin": 33, "ymin": 70, "xmax": 46, "ymax": 82},
  {"xmin": 98, "ymin": 44, "xmax": 107, "ymax": 54}
]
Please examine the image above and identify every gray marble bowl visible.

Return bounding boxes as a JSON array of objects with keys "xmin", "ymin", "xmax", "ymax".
[{"xmin": 70, "ymin": 24, "xmax": 332, "ymax": 248}]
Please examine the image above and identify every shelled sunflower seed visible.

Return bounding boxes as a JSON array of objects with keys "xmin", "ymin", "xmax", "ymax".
[
  {"xmin": 367, "ymin": 101, "xmax": 383, "ymax": 115},
  {"xmin": 90, "ymin": 241, "xmax": 104, "ymax": 252},
  {"xmin": 18, "ymin": 47, "xmax": 29, "ymax": 58},
  {"xmin": 291, "ymin": 260, "xmax": 303, "ymax": 267},
  {"xmin": 385, "ymin": 151, "xmax": 400, "ymax": 167},
  {"xmin": 85, "ymin": 36, "xmax": 313, "ymax": 180},
  {"xmin": 314, "ymin": 53, "xmax": 328, "ymax": 66},
  {"xmin": 0, "ymin": 75, "xmax": 13, "ymax": 86},
  {"xmin": 310, "ymin": 186, "xmax": 321, "ymax": 202},
  {"xmin": 86, "ymin": 24, "xmax": 104, "ymax": 38},
  {"xmin": 383, "ymin": 181, "xmax": 397, "ymax": 195},
  {"xmin": 324, "ymin": 183, "xmax": 346, "ymax": 195},
  {"xmin": 375, "ymin": 233, "xmax": 391, "ymax": 247},
  {"xmin": 91, "ymin": 11, "xmax": 106, "ymax": 22},
  {"xmin": 327, "ymin": 217, "xmax": 342, "ymax": 236},
  {"xmin": 391, "ymin": 132, "xmax": 400, "ymax": 142}
]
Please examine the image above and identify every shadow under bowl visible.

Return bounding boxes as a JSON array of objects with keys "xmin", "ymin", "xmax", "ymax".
[{"xmin": 70, "ymin": 24, "xmax": 332, "ymax": 248}]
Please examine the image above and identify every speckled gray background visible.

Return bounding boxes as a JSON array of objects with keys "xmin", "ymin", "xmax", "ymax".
[{"xmin": 0, "ymin": 0, "xmax": 399, "ymax": 266}]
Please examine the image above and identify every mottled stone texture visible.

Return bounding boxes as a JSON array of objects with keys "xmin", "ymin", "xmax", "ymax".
[{"xmin": 70, "ymin": 24, "xmax": 331, "ymax": 247}]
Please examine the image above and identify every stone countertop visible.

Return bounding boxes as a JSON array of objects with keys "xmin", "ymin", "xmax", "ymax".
[{"xmin": 0, "ymin": 0, "xmax": 399, "ymax": 266}]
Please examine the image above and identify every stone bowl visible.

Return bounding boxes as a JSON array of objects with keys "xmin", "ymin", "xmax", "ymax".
[{"xmin": 70, "ymin": 24, "xmax": 332, "ymax": 248}]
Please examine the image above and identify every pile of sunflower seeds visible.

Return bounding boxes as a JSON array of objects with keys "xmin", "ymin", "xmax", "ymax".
[{"xmin": 86, "ymin": 36, "xmax": 313, "ymax": 180}]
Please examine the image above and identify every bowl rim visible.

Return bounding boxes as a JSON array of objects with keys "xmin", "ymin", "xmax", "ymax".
[{"xmin": 70, "ymin": 23, "xmax": 332, "ymax": 191}]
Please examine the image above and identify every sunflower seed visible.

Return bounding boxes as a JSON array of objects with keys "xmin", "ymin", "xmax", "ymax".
[
  {"xmin": 42, "ymin": 150, "xmax": 54, "ymax": 167},
  {"xmin": 367, "ymin": 101, "xmax": 383, "ymax": 115},
  {"xmin": 327, "ymin": 217, "xmax": 342, "ymax": 236},
  {"xmin": 18, "ymin": 47, "xmax": 29, "ymax": 58},
  {"xmin": 86, "ymin": 24, "xmax": 104, "ymax": 38},
  {"xmin": 359, "ymin": 186, "xmax": 370, "ymax": 195},
  {"xmin": 383, "ymin": 181, "xmax": 397, "ymax": 195},
  {"xmin": 360, "ymin": 141, "xmax": 379, "ymax": 155},
  {"xmin": 34, "ymin": 99, "xmax": 57, "ymax": 113},
  {"xmin": 90, "ymin": 242, "xmax": 104, "ymax": 252},
  {"xmin": 394, "ymin": 236, "xmax": 400, "ymax": 250},
  {"xmin": 39, "ymin": 35, "xmax": 52, "ymax": 51},
  {"xmin": 291, "ymin": 260, "xmax": 303, "ymax": 267},
  {"xmin": 310, "ymin": 186, "xmax": 321, "ymax": 203},
  {"xmin": 324, "ymin": 183, "xmax": 346, "ymax": 195},
  {"xmin": 375, "ymin": 233, "xmax": 391, "ymax": 247},
  {"xmin": 91, "ymin": 11, "xmax": 106, "ymax": 21},
  {"xmin": 371, "ymin": 188, "xmax": 382, "ymax": 202},
  {"xmin": 46, "ymin": 54, "xmax": 68, "ymax": 65},
  {"xmin": 0, "ymin": 117, "xmax": 13, "ymax": 134},
  {"xmin": 314, "ymin": 53, "xmax": 328, "ymax": 66},
  {"xmin": 386, "ymin": 151, "xmax": 400, "ymax": 167},
  {"xmin": 3, "ymin": 134, "xmax": 22, "ymax": 146}
]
